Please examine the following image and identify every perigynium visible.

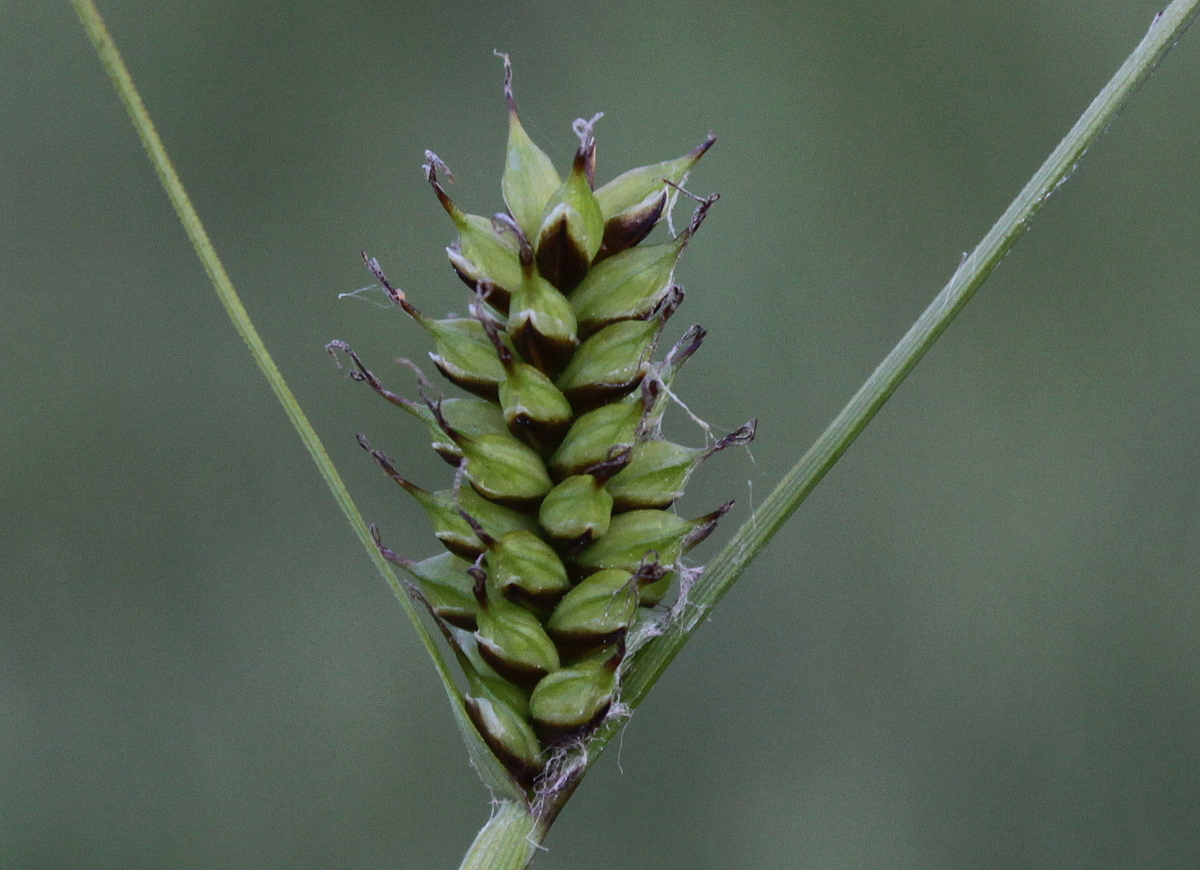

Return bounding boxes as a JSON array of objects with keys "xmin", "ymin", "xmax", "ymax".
[{"xmin": 330, "ymin": 53, "xmax": 755, "ymax": 793}]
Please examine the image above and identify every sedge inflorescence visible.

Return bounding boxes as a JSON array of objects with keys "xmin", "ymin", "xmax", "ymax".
[{"xmin": 331, "ymin": 56, "xmax": 754, "ymax": 787}]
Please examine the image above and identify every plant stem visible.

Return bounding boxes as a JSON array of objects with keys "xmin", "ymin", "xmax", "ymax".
[
  {"xmin": 455, "ymin": 802, "xmax": 542, "ymax": 870},
  {"xmin": 544, "ymin": 0, "xmax": 1200, "ymax": 825},
  {"xmin": 617, "ymin": 0, "xmax": 1200, "ymax": 710},
  {"xmin": 66, "ymin": 0, "xmax": 474, "ymax": 749}
]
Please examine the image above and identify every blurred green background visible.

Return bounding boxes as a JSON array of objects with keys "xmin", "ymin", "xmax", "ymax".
[{"xmin": 4, "ymin": 2, "xmax": 1200, "ymax": 867}]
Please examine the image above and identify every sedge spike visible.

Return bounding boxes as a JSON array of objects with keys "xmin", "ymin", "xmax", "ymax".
[{"xmin": 331, "ymin": 59, "xmax": 755, "ymax": 798}]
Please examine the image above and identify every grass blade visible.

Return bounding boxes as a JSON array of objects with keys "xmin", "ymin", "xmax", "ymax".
[{"xmin": 68, "ymin": 0, "xmax": 521, "ymax": 799}]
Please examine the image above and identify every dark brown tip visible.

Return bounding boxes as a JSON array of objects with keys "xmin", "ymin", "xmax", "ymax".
[
  {"xmin": 358, "ymin": 434, "xmax": 423, "ymax": 500},
  {"xmin": 571, "ymin": 112, "xmax": 602, "ymax": 183},
  {"xmin": 583, "ymin": 446, "xmax": 634, "ymax": 484},
  {"xmin": 660, "ymin": 324, "xmax": 707, "ymax": 377},
  {"xmin": 477, "ymin": 643, "xmax": 552, "ymax": 690},
  {"xmin": 468, "ymin": 556, "xmax": 488, "ymax": 605},
  {"xmin": 653, "ymin": 283, "xmax": 686, "ymax": 324},
  {"xmin": 535, "ymin": 213, "xmax": 592, "ymax": 293},
  {"xmin": 595, "ymin": 191, "xmax": 666, "ymax": 261},
  {"xmin": 703, "ymin": 419, "xmax": 758, "ymax": 460},
  {"xmin": 684, "ymin": 500, "xmax": 735, "ymax": 551},
  {"xmin": 362, "ymin": 251, "xmax": 422, "ymax": 320},
  {"xmin": 690, "ymin": 133, "xmax": 717, "ymax": 161},
  {"xmin": 531, "ymin": 700, "xmax": 612, "ymax": 744},
  {"xmin": 671, "ymin": 187, "xmax": 719, "ymax": 242}
]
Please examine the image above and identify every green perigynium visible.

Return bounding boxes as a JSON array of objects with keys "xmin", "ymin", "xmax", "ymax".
[{"xmin": 331, "ymin": 55, "xmax": 755, "ymax": 791}]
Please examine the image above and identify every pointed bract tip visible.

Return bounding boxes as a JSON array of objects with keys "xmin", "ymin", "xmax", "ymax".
[
  {"xmin": 654, "ymin": 284, "xmax": 686, "ymax": 323},
  {"xmin": 357, "ymin": 435, "xmax": 421, "ymax": 494},
  {"xmin": 361, "ymin": 251, "xmax": 406, "ymax": 305},
  {"xmin": 422, "ymin": 152, "xmax": 465, "ymax": 225},
  {"xmin": 476, "ymin": 307, "xmax": 514, "ymax": 364},
  {"xmin": 693, "ymin": 133, "xmax": 717, "ymax": 159},
  {"xmin": 662, "ymin": 323, "xmax": 707, "ymax": 371}
]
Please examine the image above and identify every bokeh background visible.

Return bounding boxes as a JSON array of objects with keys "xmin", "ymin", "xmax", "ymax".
[{"xmin": 4, "ymin": 2, "xmax": 1200, "ymax": 867}]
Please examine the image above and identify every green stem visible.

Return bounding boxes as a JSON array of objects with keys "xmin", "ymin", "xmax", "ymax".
[
  {"xmin": 620, "ymin": 0, "xmax": 1200, "ymax": 708},
  {"xmin": 65, "ymin": 0, "xmax": 512, "ymax": 787},
  {"xmin": 455, "ymin": 802, "xmax": 542, "ymax": 870},
  {"xmin": 548, "ymin": 0, "xmax": 1200, "ymax": 821}
]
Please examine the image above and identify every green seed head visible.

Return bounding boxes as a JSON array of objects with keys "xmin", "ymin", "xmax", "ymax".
[
  {"xmin": 488, "ymin": 319, "xmax": 574, "ymax": 455},
  {"xmin": 605, "ymin": 440, "xmax": 698, "ymax": 511},
  {"xmin": 545, "ymin": 567, "xmax": 639, "ymax": 649},
  {"xmin": 336, "ymin": 57, "xmax": 753, "ymax": 790},
  {"xmin": 474, "ymin": 570, "xmax": 562, "ymax": 687},
  {"xmin": 425, "ymin": 396, "xmax": 510, "ymax": 465},
  {"xmin": 464, "ymin": 691, "xmax": 544, "ymax": 785},
  {"xmin": 568, "ymin": 238, "xmax": 684, "ymax": 339},
  {"xmin": 449, "ymin": 428, "xmax": 553, "ymax": 508},
  {"xmin": 606, "ymin": 420, "xmax": 755, "ymax": 510},
  {"xmin": 507, "ymin": 260, "xmax": 580, "ymax": 375},
  {"xmin": 499, "ymin": 54, "xmax": 562, "ymax": 242},
  {"xmin": 483, "ymin": 529, "xmax": 571, "ymax": 608},
  {"xmin": 593, "ymin": 134, "xmax": 716, "ymax": 259},
  {"xmin": 529, "ymin": 655, "xmax": 619, "ymax": 741},
  {"xmin": 555, "ymin": 318, "xmax": 657, "ymax": 410},
  {"xmin": 548, "ymin": 393, "xmax": 648, "ymax": 480},
  {"xmin": 574, "ymin": 503, "xmax": 731, "ymax": 575},
  {"xmin": 425, "ymin": 154, "xmax": 524, "ymax": 311},
  {"xmin": 358, "ymin": 437, "xmax": 536, "ymax": 558},
  {"xmin": 538, "ymin": 473, "xmax": 615, "ymax": 549},
  {"xmin": 393, "ymin": 550, "xmax": 479, "ymax": 630},
  {"xmin": 422, "ymin": 316, "xmax": 507, "ymax": 399}
]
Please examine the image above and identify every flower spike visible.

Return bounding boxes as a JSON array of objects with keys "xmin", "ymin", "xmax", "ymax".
[{"xmin": 331, "ymin": 59, "xmax": 753, "ymax": 792}]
